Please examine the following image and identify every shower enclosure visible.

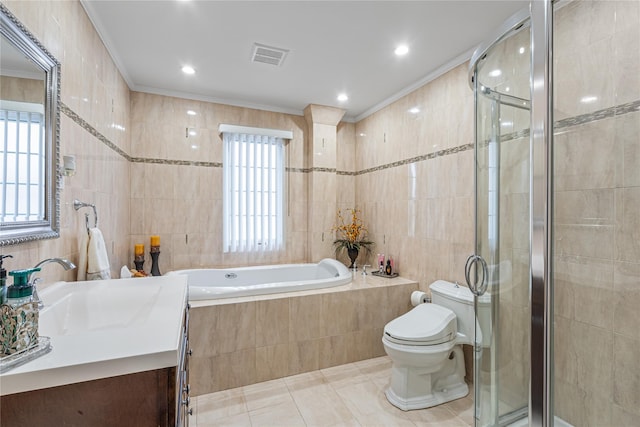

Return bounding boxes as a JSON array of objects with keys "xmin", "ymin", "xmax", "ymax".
[{"xmin": 467, "ymin": 1, "xmax": 639, "ymax": 426}]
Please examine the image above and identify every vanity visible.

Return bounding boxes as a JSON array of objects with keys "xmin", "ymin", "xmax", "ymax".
[{"xmin": 0, "ymin": 276, "xmax": 190, "ymax": 427}]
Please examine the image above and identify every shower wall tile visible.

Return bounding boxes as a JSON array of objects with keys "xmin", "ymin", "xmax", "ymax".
[
  {"xmin": 554, "ymin": 118, "xmax": 617, "ymax": 191},
  {"xmin": 614, "ymin": 187, "xmax": 640, "ymax": 262},
  {"xmin": 612, "ymin": 404, "xmax": 640, "ymax": 426},
  {"xmin": 555, "ymin": 379, "xmax": 613, "ymax": 427},
  {"xmin": 555, "ymin": 224, "xmax": 614, "ymax": 259},
  {"xmin": 554, "ymin": 189, "xmax": 615, "ymax": 226},
  {"xmin": 613, "ymin": 28, "xmax": 640, "ymax": 106},
  {"xmin": 613, "ymin": 334, "xmax": 640, "ymax": 416},
  {"xmin": 616, "ymin": 112, "xmax": 640, "ymax": 188},
  {"xmin": 554, "ymin": 7, "xmax": 638, "ymax": 420},
  {"xmin": 613, "ymin": 261, "xmax": 640, "ymax": 340}
]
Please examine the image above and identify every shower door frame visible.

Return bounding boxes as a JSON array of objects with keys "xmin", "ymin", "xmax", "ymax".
[
  {"xmin": 528, "ymin": 1, "xmax": 553, "ymax": 426},
  {"xmin": 468, "ymin": 1, "xmax": 555, "ymax": 426}
]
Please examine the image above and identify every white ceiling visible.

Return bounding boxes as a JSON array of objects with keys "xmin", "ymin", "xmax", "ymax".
[{"xmin": 81, "ymin": 0, "xmax": 528, "ymax": 122}]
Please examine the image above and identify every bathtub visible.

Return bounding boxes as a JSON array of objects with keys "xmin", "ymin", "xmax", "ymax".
[{"xmin": 168, "ymin": 258, "xmax": 352, "ymax": 300}]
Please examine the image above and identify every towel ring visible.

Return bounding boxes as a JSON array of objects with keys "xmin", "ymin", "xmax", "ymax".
[{"xmin": 73, "ymin": 199, "xmax": 98, "ymax": 234}]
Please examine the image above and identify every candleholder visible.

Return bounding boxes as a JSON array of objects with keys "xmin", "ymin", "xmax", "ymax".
[
  {"xmin": 150, "ymin": 246, "xmax": 161, "ymax": 276},
  {"xmin": 134, "ymin": 255, "xmax": 145, "ymax": 273}
]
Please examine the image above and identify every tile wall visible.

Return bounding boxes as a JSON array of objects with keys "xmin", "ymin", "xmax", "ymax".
[
  {"xmin": 353, "ymin": 63, "xmax": 475, "ymax": 291},
  {"xmin": 553, "ymin": 1, "xmax": 640, "ymax": 425},
  {"xmin": 2, "ymin": 0, "xmax": 131, "ymax": 284},
  {"xmin": 129, "ymin": 92, "xmax": 310, "ymax": 271}
]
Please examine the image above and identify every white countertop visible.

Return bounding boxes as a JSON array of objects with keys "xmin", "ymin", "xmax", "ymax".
[{"xmin": 0, "ymin": 275, "xmax": 188, "ymax": 396}]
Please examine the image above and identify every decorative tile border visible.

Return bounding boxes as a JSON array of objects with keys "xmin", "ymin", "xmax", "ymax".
[
  {"xmin": 62, "ymin": 99, "xmax": 639, "ymax": 177},
  {"xmin": 60, "ymin": 102, "xmax": 131, "ymax": 161},
  {"xmin": 129, "ymin": 157, "xmax": 222, "ymax": 167},
  {"xmin": 556, "ymin": 99, "xmax": 640, "ymax": 129},
  {"xmin": 352, "ymin": 143, "xmax": 475, "ymax": 176},
  {"xmin": 286, "ymin": 167, "xmax": 338, "ymax": 173},
  {"xmin": 498, "ymin": 99, "xmax": 640, "ymax": 144}
]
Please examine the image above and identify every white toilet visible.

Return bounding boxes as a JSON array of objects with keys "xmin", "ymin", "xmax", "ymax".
[{"xmin": 382, "ymin": 279, "xmax": 490, "ymax": 411}]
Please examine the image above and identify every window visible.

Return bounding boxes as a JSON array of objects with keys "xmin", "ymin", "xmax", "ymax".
[
  {"xmin": 221, "ymin": 126, "xmax": 289, "ymax": 253},
  {"xmin": 0, "ymin": 101, "xmax": 45, "ymax": 223}
]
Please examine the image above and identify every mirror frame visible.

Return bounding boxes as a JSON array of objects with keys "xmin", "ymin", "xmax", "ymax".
[{"xmin": 0, "ymin": 3, "xmax": 61, "ymax": 246}]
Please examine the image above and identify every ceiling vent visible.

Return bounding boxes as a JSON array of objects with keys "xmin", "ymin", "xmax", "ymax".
[{"xmin": 251, "ymin": 43, "xmax": 289, "ymax": 67}]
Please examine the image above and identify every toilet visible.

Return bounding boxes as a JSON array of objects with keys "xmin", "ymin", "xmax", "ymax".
[{"xmin": 382, "ymin": 279, "xmax": 490, "ymax": 411}]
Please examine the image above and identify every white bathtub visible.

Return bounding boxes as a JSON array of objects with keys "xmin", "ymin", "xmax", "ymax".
[{"xmin": 168, "ymin": 258, "xmax": 352, "ymax": 300}]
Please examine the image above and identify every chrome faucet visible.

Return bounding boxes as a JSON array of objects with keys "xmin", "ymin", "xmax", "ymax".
[
  {"xmin": 30, "ymin": 258, "xmax": 77, "ymax": 309},
  {"xmin": 34, "ymin": 258, "xmax": 76, "ymax": 271},
  {"xmin": 362, "ymin": 264, "xmax": 371, "ymax": 276}
]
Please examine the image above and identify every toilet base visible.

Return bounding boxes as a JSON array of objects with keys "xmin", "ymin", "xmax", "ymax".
[
  {"xmin": 384, "ymin": 345, "xmax": 469, "ymax": 411},
  {"xmin": 385, "ymin": 379, "xmax": 469, "ymax": 411}
]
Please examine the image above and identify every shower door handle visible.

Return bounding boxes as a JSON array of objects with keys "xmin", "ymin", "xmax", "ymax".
[{"xmin": 465, "ymin": 254, "xmax": 489, "ymax": 297}]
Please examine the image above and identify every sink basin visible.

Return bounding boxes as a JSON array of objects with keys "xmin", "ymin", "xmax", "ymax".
[{"xmin": 40, "ymin": 280, "xmax": 164, "ymax": 336}]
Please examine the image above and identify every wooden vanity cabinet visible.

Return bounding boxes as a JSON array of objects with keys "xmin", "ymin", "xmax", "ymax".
[{"xmin": 0, "ymin": 304, "xmax": 191, "ymax": 427}]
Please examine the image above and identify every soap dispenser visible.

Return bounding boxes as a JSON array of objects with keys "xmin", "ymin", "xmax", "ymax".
[
  {"xmin": 0, "ymin": 255, "xmax": 13, "ymax": 305},
  {"xmin": 7, "ymin": 268, "xmax": 40, "ymax": 307}
]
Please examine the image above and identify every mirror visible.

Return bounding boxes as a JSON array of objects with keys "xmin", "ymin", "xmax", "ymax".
[{"xmin": 0, "ymin": 4, "xmax": 60, "ymax": 246}]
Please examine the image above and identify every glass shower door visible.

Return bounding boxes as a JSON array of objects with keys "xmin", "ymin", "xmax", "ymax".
[{"xmin": 470, "ymin": 18, "xmax": 531, "ymax": 427}]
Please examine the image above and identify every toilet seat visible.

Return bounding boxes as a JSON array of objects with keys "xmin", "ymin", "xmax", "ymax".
[{"xmin": 383, "ymin": 303, "xmax": 457, "ymax": 346}]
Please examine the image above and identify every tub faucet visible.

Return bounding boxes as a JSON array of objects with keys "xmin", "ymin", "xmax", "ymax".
[
  {"xmin": 30, "ymin": 258, "xmax": 77, "ymax": 309},
  {"xmin": 362, "ymin": 265, "xmax": 371, "ymax": 276}
]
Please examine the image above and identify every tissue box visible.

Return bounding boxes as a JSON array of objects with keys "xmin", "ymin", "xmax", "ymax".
[{"xmin": 0, "ymin": 301, "xmax": 39, "ymax": 355}]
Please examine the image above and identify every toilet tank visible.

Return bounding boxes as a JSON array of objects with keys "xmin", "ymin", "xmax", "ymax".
[{"xmin": 429, "ymin": 280, "xmax": 491, "ymax": 347}]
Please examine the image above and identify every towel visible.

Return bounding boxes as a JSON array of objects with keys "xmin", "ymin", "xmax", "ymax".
[{"xmin": 77, "ymin": 228, "xmax": 111, "ymax": 281}]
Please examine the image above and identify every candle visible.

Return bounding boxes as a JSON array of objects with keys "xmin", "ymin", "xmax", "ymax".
[
  {"xmin": 150, "ymin": 235, "xmax": 160, "ymax": 247},
  {"xmin": 134, "ymin": 244, "xmax": 144, "ymax": 256}
]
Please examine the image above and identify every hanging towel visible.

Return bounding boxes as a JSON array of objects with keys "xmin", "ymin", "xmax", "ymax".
[{"xmin": 77, "ymin": 228, "xmax": 111, "ymax": 281}]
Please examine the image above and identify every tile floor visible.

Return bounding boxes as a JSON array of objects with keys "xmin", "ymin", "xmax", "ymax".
[{"xmin": 190, "ymin": 356, "xmax": 474, "ymax": 426}]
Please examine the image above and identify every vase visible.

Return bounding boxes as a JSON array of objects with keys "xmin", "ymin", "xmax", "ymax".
[{"xmin": 347, "ymin": 248, "xmax": 359, "ymax": 269}]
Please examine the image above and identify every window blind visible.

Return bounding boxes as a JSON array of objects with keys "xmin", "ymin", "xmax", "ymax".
[
  {"xmin": 222, "ymin": 131, "xmax": 284, "ymax": 253},
  {"xmin": 0, "ymin": 108, "xmax": 45, "ymax": 223}
]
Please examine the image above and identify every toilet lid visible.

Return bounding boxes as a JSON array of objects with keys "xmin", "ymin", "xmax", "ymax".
[{"xmin": 384, "ymin": 303, "xmax": 457, "ymax": 345}]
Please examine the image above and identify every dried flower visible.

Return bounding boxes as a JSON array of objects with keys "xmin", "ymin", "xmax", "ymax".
[{"xmin": 332, "ymin": 208, "xmax": 374, "ymax": 253}]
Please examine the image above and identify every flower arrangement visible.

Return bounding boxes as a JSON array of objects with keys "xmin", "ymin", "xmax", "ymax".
[{"xmin": 332, "ymin": 208, "xmax": 374, "ymax": 256}]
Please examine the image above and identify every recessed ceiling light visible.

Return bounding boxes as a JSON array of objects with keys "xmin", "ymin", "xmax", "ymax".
[
  {"xmin": 337, "ymin": 93, "xmax": 348, "ymax": 102},
  {"xmin": 489, "ymin": 69, "xmax": 502, "ymax": 77},
  {"xmin": 187, "ymin": 110, "xmax": 197, "ymax": 116},
  {"xmin": 580, "ymin": 95, "xmax": 598, "ymax": 103},
  {"xmin": 408, "ymin": 107, "xmax": 420, "ymax": 114},
  {"xmin": 182, "ymin": 65, "xmax": 195, "ymax": 75},
  {"xmin": 359, "ymin": 133, "xmax": 366, "ymax": 137},
  {"xmin": 519, "ymin": 47, "xmax": 525, "ymax": 54},
  {"xmin": 394, "ymin": 45, "xmax": 409, "ymax": 56}
]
